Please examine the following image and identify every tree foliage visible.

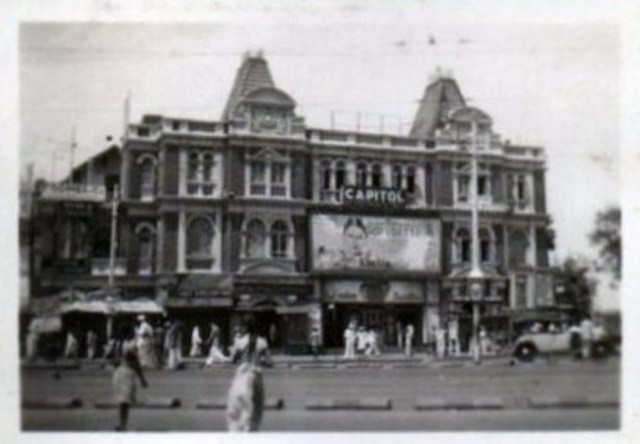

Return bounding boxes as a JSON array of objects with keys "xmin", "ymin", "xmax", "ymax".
[
  {"xmin": 589, "ymin": 207, "xmax": 621, "ymax": 279},
  {"xmin": 555, "ymin": 257, "xmax": 593, "ymax": 319}
]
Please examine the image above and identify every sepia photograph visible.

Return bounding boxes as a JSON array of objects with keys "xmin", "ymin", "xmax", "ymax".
[{"xmin": 4, "ymin": 0, "xmax": 635, "ymax": 438}]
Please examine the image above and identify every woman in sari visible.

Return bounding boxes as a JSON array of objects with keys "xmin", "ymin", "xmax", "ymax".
[{"xmin": 226, "ymin": 315, "xmax": 273, "ymax": 432}]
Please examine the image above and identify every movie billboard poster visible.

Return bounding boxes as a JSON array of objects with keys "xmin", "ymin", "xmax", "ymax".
[{"xmin": 312, "ymin": 215, "xmax": 441, "ymax": 272}]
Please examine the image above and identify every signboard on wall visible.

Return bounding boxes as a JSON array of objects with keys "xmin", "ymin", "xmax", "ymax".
[
  {"xmin": 324, "ymin": 280, "xmax": 424, "ymax": 304},
  {"xmin": 312, "ymin": 215, "xmax": 440, "ymax": 272}
]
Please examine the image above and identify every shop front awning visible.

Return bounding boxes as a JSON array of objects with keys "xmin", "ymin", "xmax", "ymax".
[
  {"xmin": 275, "ymin": 305, "xmax": 311, "ymax": 315},
  {"xmin": 60, "ymin": 298, "xmax": 165, "ymax": 315},
  {"xmin": 29, "ymin": 316, "xmax": 63, "ymax": 334},
  {"xmin": 166, "ymin": 297, "xmax": 233, "ymax": 308}
]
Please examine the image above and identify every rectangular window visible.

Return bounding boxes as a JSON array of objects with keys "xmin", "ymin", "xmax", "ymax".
[
  {"xmin": 515, "ymin": 276, "xmax": 528, "ymax": 308},
  {"xmin": 271, "ymin": 163, "xmax": 287, "ymax": 197},
  {"xmin": 478, "ymin": 176, "xmax": 487, "ymax": 196},
  {"xmin": 458, "ymin": 175, "xmax": 469, "ymax": 202},
  {"xmin": 250, "ymin": 160, "xmax": 267, "ymax": 195},
  {"xmin": 186, "ymin": 151, "xmax": 217, "ymax": 197}
]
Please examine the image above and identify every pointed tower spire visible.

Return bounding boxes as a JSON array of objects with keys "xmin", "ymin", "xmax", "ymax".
[
  {"xmin": 221, "ymin": 51, "xmax": 276, "ymax": 121},
  {"xmin": 409, "ymin": 72, "xmax": 466, "ymax": 138}
]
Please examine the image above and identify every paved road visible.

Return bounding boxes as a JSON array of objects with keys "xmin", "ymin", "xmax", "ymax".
[{"xmin": 20, "ymin": 357, "xmax": 620, "ymax": 431}]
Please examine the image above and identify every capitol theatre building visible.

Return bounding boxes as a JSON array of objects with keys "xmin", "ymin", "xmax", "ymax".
[{"xmin": 30, "ymin": 54, "xmax": 553, "ymax": 354}]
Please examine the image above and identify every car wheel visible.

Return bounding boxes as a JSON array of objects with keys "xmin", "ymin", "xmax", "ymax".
[{"xmin": 515, "ymin": 343, "xmax": 537, "ymax": 362}]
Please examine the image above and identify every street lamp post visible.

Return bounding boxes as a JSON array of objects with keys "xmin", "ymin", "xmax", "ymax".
[{"xmin": 468, "ymin": 118, "xmax": 485, "ymax": 365}]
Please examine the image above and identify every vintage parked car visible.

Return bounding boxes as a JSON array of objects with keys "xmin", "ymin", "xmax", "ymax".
[{"xmin": 512, "ymin": 326, "xmax": 611, "ymax": 362}]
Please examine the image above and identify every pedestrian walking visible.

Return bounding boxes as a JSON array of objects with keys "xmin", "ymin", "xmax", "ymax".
[
  {"xmin": 165, "ymin": 320, "xmax": 183, "ymax": 369},
  {"xmin": 25, "ymin": 318, "xmax": 40, "ymax": 361},
  {"xmin": 113, "ymin": 346, "xmax": 148, "ymax": 431},
  {"xmin": 435, "ymin": 327, "xmax": 446, "ymax": 359},
  {"xmin": 63, "ymin": 330, "xmax": 79, "ymax": 360},
  {"xmin": 365, "ymin": 326, "xmax": 381, "ymax": 356},
  {"xmin": 309, "ymin": 326, "xmax": 321, "ymax": 360},
  {"xmin": 226, "ymin": 315, "xmax": 273, "ymax": 432},
  {"xmin": 206, "ymin": 322, "xmax": 228, "ymax": 365},
  {"xmin": 153, "ymin": 323, "xmax": 165, "ymax": 368},
  {"xmin": 86, "ymin": 330, "xmax": 97, "ymax": 359},
  {"xmin": 343, "ymin": 322, "xmax": 356, "ymax": 359},
  {"xmin": 404, "ymin": 323, "xmax": 414, "ymax": 356},
  {"xmin": 135, "ymin": 315, "xmax": 156, "ymax": 368},
  {"xmin": 190, "ymin": 325, "xmax": 203, "ymax": 358}
]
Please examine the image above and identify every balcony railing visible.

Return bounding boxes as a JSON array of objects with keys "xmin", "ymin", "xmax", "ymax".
[{"xmin": 91, "ymin": 258, "xmax": 127, "ymax": 276}]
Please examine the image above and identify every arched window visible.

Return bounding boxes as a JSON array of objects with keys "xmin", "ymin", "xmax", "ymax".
[
  {"xmin": 456, "ymin": 228, "xmax": 471, "ymax": 263},
  {"xmin": 371, "ymin": 163, "xmax": 383, "ymax": 188},
  {"xmin": 406, "ymin": 166, "xmax": 416, "ymax": 194},
  {"xmin": 271, "ymin": 220, "xmax": 288, "ymax": 258},
  {"xmin": 321, "ymin": 160, "xmax": 332, "ymax": 191},
  {"xmin": 335, "ymin": 161, "xmax": 346, "ymax": 189},
  {"xmin": 186, "ymin": 217, "xmax": 215, "ymax": 269},
  {"xmin": 140, "ymin": 158, "xmax": 155, "ymax": 200},
  {"xmin": 356, "ymin": 162, "xmax": 368, "ymax": 188},
  {"xmin": 479, "ymin": 228, "xmax": 492, "ymax": 263},
  {"xmin": 392, "ymin": 165, "xmax": 403, "ymax": 189},
  {"xmin": 509, "ymin": 230, "xmax": 529, "ymax": 267},
  {"xmin": 245, "ymin": 219, "xmax": 266, "ymax": 258}
]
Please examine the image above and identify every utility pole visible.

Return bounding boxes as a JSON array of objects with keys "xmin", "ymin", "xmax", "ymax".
[
  {"xmin": 468, "ymin": 118, "xmax": 485, "ymax": 365},
  {"xmin": 69, "ymin": 126, "xmax": 77, "ymax": 183},
  {"xmin": 108, "ymin": 184, "xmax": 120, "ymax": 288}
]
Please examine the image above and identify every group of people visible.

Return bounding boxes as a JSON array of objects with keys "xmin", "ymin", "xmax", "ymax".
[
  {"xmin": 343, "ymin": 323, "xmax": 381, "ymax": 358},
  {"xmin": 112, "ymin": 314, "xmax": 270, "ymax": 433},
  {"xmin": 342, "ymin": 321, "xmax": 416, "ymax": 358}
]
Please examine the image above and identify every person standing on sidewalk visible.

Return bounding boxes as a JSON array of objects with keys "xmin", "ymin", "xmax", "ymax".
[
  {"xmin": 190, "ymin": 325, "xmax": 203, "ymax": 358},
  {"xmin": 404, "ymin": 323, "xmax": 415, "ymax": 356},
  {"xmin": 86, "ymin": 330, "xmax": 97, "ymax": 360},
  {"xmin": 396, "ymin": 321, "xmax": 404, "ymax": 352},
  {"xmin": 356, "ymin": 325, "xmax": 367, "ymax": 356},
  {"xmin": 309, "ymin": 326, "xmax": 321, "ymax": 360},
  {"xmin": 580, "ymin": 316, "xmax": 594, "ymax": 359},
  {"xmin": 343, "ymin": 322, "xmax": 356, "ymax": 359}
]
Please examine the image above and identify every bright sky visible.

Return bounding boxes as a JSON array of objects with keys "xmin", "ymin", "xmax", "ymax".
[{"xmin": 17, "ymin": 2, "xmax": 623, "ymax": 265}]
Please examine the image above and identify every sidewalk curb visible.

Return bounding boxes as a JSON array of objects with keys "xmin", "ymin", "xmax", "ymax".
[
  {"xmin": 528, "ymin": 396, "xmax": 619, "ymax": 409},
  {"xmin": 22, "ymin": 363, "xmax": 81, "ymax": 371},
  {"xmin": 293, "ymin": 363, "xmax": 337, "ymax": 370},
  {"xmin": 415, "ymin": 397, "xmax": 505, "ymax": 411},
  {"xmin": 196, "ymin": 398, "xmax": 285, "ymax": 410},
  {"xmin": 94, "ymin": 397, "xmax": 181, "ymax": 409},
  {"xmin": 23, "ymin": 397, "xmax": 83, "ymax": 409},
  {"xmin": 305, "ymin": 398, "xmax": 392, "ymax": 411},
  {"xmin": 340, "ymin": 363, "xmax": 384, "ymax": 370}
]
